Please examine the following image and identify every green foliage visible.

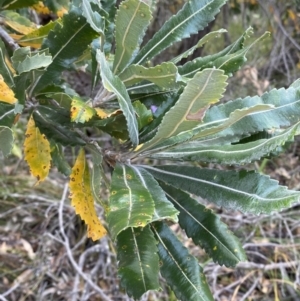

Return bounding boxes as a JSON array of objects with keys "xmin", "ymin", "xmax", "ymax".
[{"xmin": 1, "ymin": 0, "xmax": 300, "ymax": 299}]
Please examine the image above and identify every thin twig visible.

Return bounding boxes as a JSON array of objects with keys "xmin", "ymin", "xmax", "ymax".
[
  {"xmin": 0, "ymin": 26, "xmax": 19, "ymax": 51},
  {"xmin": 58, "ymin": 184, "xmax": 112, "ymax": 301}
]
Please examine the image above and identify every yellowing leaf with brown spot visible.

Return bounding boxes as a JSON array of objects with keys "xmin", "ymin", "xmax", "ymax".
[
  {"xmin": 69, "ymin": 149, "xmax": 107, "ymax": 241},
  {"xmin": 70, "ymin": 97, "xmax": 96, "ymax": 123},
  {"xmin": 0, "ymin": 75, "xmax": 17, "ymax": 104},
  {"xmin": 31, "ymin": 1, "xmax": 68, "ymax": 17},
  {"xmin": 24, "ymin": 115, "xmax": 51, "ymax": 184}
]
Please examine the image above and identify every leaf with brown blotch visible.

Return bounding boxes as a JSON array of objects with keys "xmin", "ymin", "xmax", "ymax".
[
  {"xmin": 69, "ymin": 149, "xmax": 107, "ymax": 241},
  {"xmin": 24, "ymin": 115, "xmax": 51, "ymax": 184},
  {"xmin": 70, "ymin": 97, "xmax": 96, "ymax": 123}
]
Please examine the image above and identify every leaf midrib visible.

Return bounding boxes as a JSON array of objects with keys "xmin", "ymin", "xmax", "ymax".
[
  {"xmin": 165, "ymin": 191, "xmax": 240, "ymax": 261},
  {"xmin": 135, "ymin": 0, "xmax": 214, "ymax": 65},
  {"xmin": 142, "ymin": 166, "xmax": 298, "ymax": 203},
  {"xmin": 152, "ymin": 225, "xmax": 205, "ymax": 301}
]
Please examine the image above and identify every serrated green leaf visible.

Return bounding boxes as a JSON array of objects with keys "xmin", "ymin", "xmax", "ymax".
[
  {"xmin": 139, "ymin": 69, "xmax": 227, "ymax": 151},
  {"xmin": 33, "ymin": 107, "xmax": 86, "ymax": 146},
  {"xmin": 0, "ymin": 39, "xmax": 14, "ymax": 87},
  {"xmin": 107, "ymin": 164, "xmax": 155, "ymax": 239},
  {"xmin": 0, "ymin": 126, "xmax": 13, "ymax": 156},
  {"xmin": 178, "ymin": 27, "xmax": 253, "ymax": 77},
  {"xmin": 131, "ymin": 166, "xmax": 179, "ymax": 222},
  {"xmin": 133, "ymin": 0, "xmax": 227, "ymax": 65},
  {"xmin": 33, "ymin": 6, "xmax": 98, "ymax": 92},
  {"xmin": 82, "ymin": 0, "xmax": 105, "ymax": 34},
  {"xmin": 171, "ymin": 29, "xmax": 227, "ymax": 64},
  {"xmin": 146, "ymin": 104, "xmax": 274, "ymax": 155},
  {"xmin": 153, "ymin": 121, "xmax": 300, "ymax": 164},
  {"xmin": 96, "ymin": 49, "xmax": 139, "ymax": 146},
  {"xmin": 160, "ymin": 183, "xmax": 246, "ymax": 267},
  {"xmin": 0, "ymin": 102, "xmax": 15, "ymax": 127},
  {"xmin": 113, "ymin": 0, "xmax": 152, "ymax": 74},
  {"xmin": 117, "ymin": 226, "xmax": 160, "ymax": 299},
  {"xmin": 11, "ymin": 47, "xmax": 30, "ymax": 71},
  {"xmin": 119, "ymin": 62, "xmax": 179, "ymax": 89},
  {"xmin": 197, "ymin": 84, "xmax": 300, "ymax": 141},
  {"xmin": 144, "ymin": 165, "xmax": 300, "ymax": 215},
  {"xmin": 133, "ymin": 100, "xmax": 153, "ymax": 130},
  {"xmin": 152, "ymin": 222, "xmax": 213, "ymax": 301},
  {"xmin": 16, "ymin": 52, "xmax": 52, "ymax": 74}
]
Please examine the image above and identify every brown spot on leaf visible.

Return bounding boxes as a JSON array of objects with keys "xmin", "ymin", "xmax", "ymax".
[{"xmin": 186, "ymin": 105, "xmax": 210, "ymax": 121}]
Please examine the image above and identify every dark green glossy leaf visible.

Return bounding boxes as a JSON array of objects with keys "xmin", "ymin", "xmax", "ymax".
[
  {"xmin": 133, "ymin": 0, "xmax": 227, "ymax": 65},
  {"xmin": 131, "ymin": 166, "xmax": 179, "ymax": 222},
  {"xmin": 113, "ymin": 0, "xmax": 152, "ymax": 74},
  {"xmin": 152, "ymin": 222, "xmax": 213, "ymax": 301},
  {"xmin": 33, "ymin": 107, "xmax": 86, "ymax": 146},
  {"xmin": 107, "ymin": 164, "xmax": 155, "ymax": 239},
  {"xmin": 161, "ymin": 183, "xmax": 246, "ymax": 267},
  {"xmin": 2, "ymin": 0, "xmax": 39, "ymax": 9},
  {"xmin": 97, "ymin": 49, "xmax": 139, "ymax": 146},
  {"xmin": 50, "ymin": 142, "xmax": 71, "ymax": 176},
  {"xmin": 33, "ymin": 6, "xmax": 98, "ymax": 92},
  {"xmin": 145, "ymin": 165, "xmax": 300, "ymax": 215},
  {"xmin": 0, "ymin": 102, "xmax": 15, "ymax": 127},
  {"xmin": 117, "ymin": 226, "xmax": 160, "ymax": 299}
]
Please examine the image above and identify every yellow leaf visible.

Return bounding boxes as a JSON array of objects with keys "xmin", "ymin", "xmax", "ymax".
[
  {"xmin": 95, "ymin": 108, "xmax": 109, "ymax": 119},
  {"xmin": 4, "ymin": 20, "xmax": 36, "ymax": 35},
  {"xmin": 69, "ymin": 149, "xmax": 107, "ymax": 241},
  {"xmin": 70, "ymin": 97, "xmax": 96, "ymax": 123},
  {"xmin": 31, "ymin": 1, "xmax": 68, "ymax": 17},
  {"xmin": 15, "ymin": 21, "xmax": 57, "ymax": 49},
  {"xmin": 0, "ymin": 75, "xmax": 17, "ymax": 104},
  {"xmin": 95, "ymin": 108, "xmax": 123, "ymax": 119},
  {"xmin": 24, "ymin": 115, "xmax": 51, "ymax": 184},
  {"xmin": 31, "ymin": 2, "xmax": 51, "ymax": 14}
]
